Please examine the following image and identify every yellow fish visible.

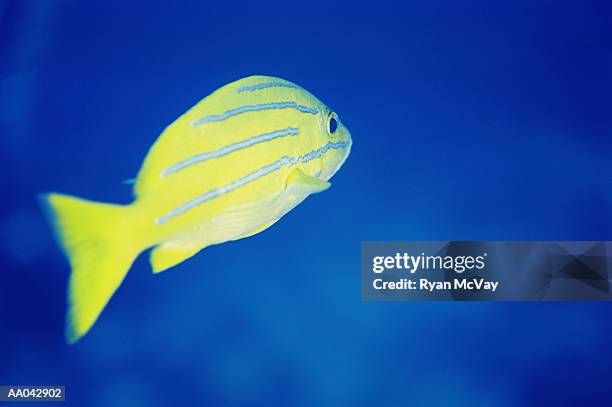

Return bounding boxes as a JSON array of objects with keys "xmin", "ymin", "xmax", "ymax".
[{"xmin": 41, "ymin": 76, "xmax": 352, "ymax": 343}]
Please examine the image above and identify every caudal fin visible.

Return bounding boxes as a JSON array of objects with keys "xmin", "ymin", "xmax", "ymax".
[{"xmin": 40, "ymin": 193, "xmax": 142, "ymax": 344}]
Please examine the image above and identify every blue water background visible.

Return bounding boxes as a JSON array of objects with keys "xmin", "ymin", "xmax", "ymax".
[{"xmin": 1, "ymin": 1, "xmax": 611, "ymax": 406}]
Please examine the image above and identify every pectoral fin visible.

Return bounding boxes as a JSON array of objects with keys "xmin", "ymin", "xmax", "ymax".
[
  {"xmin": 150, "ymin": 241, "xmax": 205, "ymax": 274},
  {"xmin": 285, "ymin": 168, "xmax": 330, "ymax": 194}
]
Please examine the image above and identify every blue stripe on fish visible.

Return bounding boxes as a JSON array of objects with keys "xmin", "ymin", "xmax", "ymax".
[
  {"xmin": 156, "ymin": 140, "xmax": 349, "ymax": 225},
  {"xmin": 156, "ymin": 157, "xmax": 293, "ymax": 224},
  {"xmin": 192, "ymin": 102, "xmax": 318, "ymax": 126},
  {"xmin": 236, "ymin": 82, "xmax": 299, "ymax": 93},
  {"xmin": 161, "ymin": 127, "xmax": 300, "ymax": 177},
  {"xmin": 300, "ymin": 141, "xmax": 347, "ymax": 163}
]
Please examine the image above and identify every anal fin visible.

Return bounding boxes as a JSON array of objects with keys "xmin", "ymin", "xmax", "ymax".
[{"xmin": 150, "ymin": 241, "xmax": 206, "ymax": 274}]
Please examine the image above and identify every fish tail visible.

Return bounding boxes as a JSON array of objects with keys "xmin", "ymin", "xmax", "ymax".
[{"xmin": 39, "ymin": 193, "xmax": 143, "ymax": 344}]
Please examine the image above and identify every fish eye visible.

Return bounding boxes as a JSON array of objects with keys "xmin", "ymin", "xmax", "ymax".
[{"xmin": 328, "ymin": 114, "xmax": 338, "ymax": 135}]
